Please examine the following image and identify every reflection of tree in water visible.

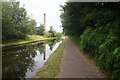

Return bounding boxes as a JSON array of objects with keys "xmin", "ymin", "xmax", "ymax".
[
  {"xmin": 2, "ymin": 39, "xmax": 62, "ymax": 78},
  {"xmin": 35, "ymin": 43, "xmax": 46, "ymax": 60},
  {"xmin": 36, "ymin": 43, "xmax": 45, "ymax": 55},
  {"xmin": 48, "ymin": 38, "xmax": 62, "ymax": 51},
  {"xmin": 2, "ymin": 43, "xmax": 43, "ymax": 78}
]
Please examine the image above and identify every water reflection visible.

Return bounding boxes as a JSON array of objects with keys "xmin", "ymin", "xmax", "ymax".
[
  {"xmin": 2, "ymin": 38, "xmax": 62, "ymax": 78},
  {"xmin": 48, "ymin": 38, "xmax": 61, "ymax": 51}
]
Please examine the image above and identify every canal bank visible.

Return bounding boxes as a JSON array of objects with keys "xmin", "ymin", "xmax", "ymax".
[
  {"xmin": 1, "ymin": 35, "xmax": 58, "ymax": 50},
  {"xmin": 34, "ymin": 39, "xmax": 66, "ymax": 78}
]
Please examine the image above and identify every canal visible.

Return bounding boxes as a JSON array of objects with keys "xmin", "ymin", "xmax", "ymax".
[{"xmin": 2, "ymin": 39, "xmax": 62, "ymax": 78}]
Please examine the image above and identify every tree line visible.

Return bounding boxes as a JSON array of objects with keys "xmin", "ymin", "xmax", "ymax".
[
  {"xmin": 2, "ymin": 1, "xmax": 36, "ymax": 40},
  {"xmin": 35, "ymin": 25, "xmax": 62, "ymax": 38},
  {"xmin": 2, "ymin": 1, "xmax": 62, "ymax": 41},
  {"xmin": 60, "ymin": 2, "xmax": 120, "ymax": 78}
]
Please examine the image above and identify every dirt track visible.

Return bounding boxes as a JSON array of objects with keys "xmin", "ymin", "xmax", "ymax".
[{"xmin": 56, "ymin": 39, "xmax": 107, "ymax": 78}]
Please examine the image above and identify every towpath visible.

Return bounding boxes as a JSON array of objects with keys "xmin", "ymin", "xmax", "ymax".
[{"xmin": 57, "ymin": 39, "xmax": 107, "ymax": 78}]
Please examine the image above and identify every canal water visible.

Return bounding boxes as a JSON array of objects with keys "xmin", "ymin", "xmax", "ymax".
[{"xmin": 2, "ymin": 39, "xmax": 62, "ymax": 78}]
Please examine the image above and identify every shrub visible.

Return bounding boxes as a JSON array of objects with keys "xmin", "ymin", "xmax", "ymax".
[{"xmin": 80, "ymin": 27, "xmax": 120, "ymax": 78}]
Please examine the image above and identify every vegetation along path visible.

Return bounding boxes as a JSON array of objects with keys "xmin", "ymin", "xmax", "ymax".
[{"xmin": 57, "ymin": 39, "xmax": 107, "ymax": 78}]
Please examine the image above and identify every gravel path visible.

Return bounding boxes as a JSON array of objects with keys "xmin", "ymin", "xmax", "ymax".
[{"xmin": 56, "ymin": 39, "xmax": 107, "ymax": 78}]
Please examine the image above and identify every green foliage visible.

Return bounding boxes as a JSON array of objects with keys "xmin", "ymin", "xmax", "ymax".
[
  {"xmin": 61, "ymin": 2, "xmax": 120, "ymax": 79},
  {"xmin": 48, "ymin": 26, "xmax": 56, "ymax": 37},
  {"xmin": 45, "ymin": 32, "xmax": 62, "ymax": 38},
  {"xmin": 60, "ymin": 2, "xmax": 119, "ymax": 36},
  {"xmin": 35, "ymin": 24, "xmax": 44, "ymax": 35},
  {"xmin": 2, "ymin": 1, "xmax": 36, "ymax": 40},
  {"xmin": 44, "ymin": 32, "xmax": 53, "ymax": 38},
  {"xmin": 55, "ymin": 32, "xmax": 62, "ymax": 38},
  {"xmin": 80, "ymin": 27, "xmax": 119, "ymax": 78},
  {"xmin": 46, "ymin": 26, "xmax": 62, "ymax": 38}
]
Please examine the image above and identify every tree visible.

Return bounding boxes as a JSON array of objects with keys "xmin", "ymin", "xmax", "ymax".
[
  {"xmin": 55, "ymin": 32, "xmax": 62, "ymax": 38},
  {"xmin": 48, "ymin": 26, "xmax": 56, "ymax": 37},
  {"xmin": 35, "ymin": 24, "xmax": 44, "ymax": 35},
  {"xmin": 60, "ymin": 2, "xmax": 120, "ymax": 78},
  {"xmin": 2, "ymin": 1, "xmax": 37, "ymax": 40}
]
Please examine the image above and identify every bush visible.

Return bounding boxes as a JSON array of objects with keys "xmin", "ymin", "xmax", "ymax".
[
  {"xmin": 80, "ymin": 27, "xmax": 120, "ymax": 78},
  {"xmin": 55, "ymin": 32, "xmax": 62, "ymax": 38},
  {"xmin": 44, "ymin": 32, "xmax": 53, "ymax": 38}
]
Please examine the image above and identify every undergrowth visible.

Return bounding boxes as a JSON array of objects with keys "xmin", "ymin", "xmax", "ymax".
[{"xmin": 79, "ymin": 26, "xmax": 120, "ymax": 79}]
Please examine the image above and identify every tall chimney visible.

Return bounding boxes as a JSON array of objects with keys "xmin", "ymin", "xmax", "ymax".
[{"xmin": 44, "ymin": 13, "xmax": 46, "ymax": 32}]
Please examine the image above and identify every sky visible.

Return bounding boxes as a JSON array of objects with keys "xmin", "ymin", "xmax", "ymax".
[{"xmin": 17, "ymin": 0, "xmax": 66, "ymax": 32}]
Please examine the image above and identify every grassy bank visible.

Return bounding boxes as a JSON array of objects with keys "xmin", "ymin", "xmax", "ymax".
[
  {"xmin": 34, "ymin": 39, "xmax": 66, "ymax": 78},
  {"xmin": 1, "ymin": 35, "xmax": 56, "ymax": 48}
]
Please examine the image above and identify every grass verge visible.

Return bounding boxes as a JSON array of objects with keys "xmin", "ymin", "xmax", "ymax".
[
  {"xmin": 34, "ymin": 39, "xmax": 66, "ymax": 78},
  {"xmin": 1, "ymin": 35, "xmax": 56, "ymax": 48}
]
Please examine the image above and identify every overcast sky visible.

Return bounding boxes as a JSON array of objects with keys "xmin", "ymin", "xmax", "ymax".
[{"xmin": 18, "ymin": 0, "xmax": 66, "ymax": 32}]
